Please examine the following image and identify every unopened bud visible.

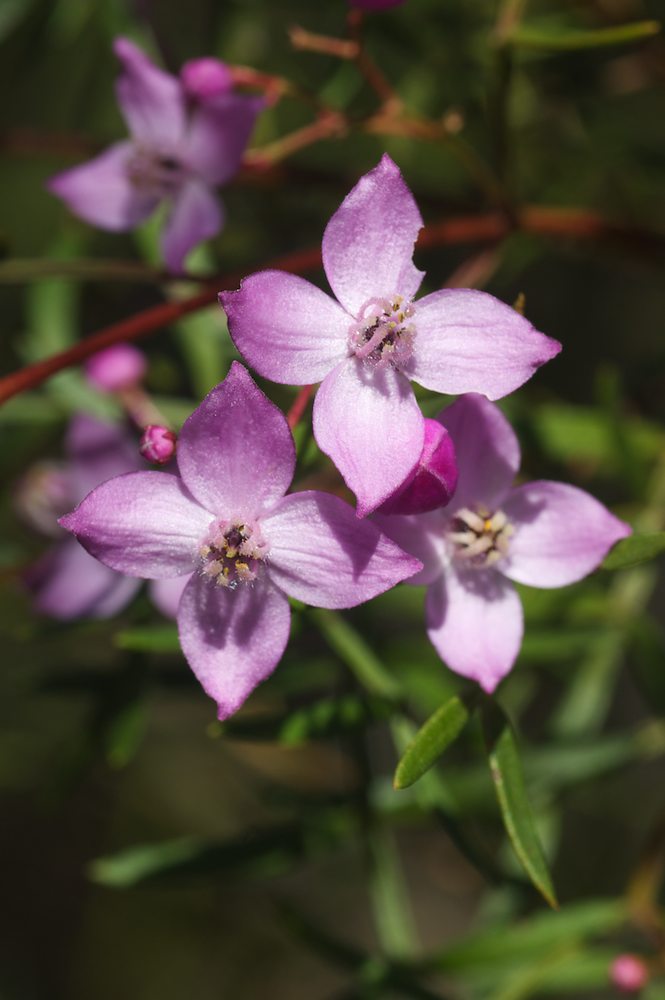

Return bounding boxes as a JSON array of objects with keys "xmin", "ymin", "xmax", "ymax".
[
  {"xmin": 610, "ymin": 955, "xmax": 649, "ymax": 994},
  {"xmin": 85, "ymin": 345, "xmax": 147, "ymax": 393},
  {"xmin": 379, "ymin": 418, "xmax": 458, "ymax": 515},
  {"xmin": 181, "ymin": 58, "xmax": 233, "ymax": 100},
  {"xmin": 140, "ymin": 425, "xmax": 177, "ymax": 465}
]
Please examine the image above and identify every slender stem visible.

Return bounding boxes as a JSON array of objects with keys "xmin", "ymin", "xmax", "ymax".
[{"xmin": 287, "ymin": 385, "xmax": 314, "ymax": 430}]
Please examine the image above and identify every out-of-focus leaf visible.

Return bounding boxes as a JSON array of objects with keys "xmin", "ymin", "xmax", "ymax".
[
  {"xmin": 394, "ymin": 696, "xmax": 471, "ymax": 790},
  {"xmin": 103, "ymin": 698, "xmax": 146, "ymax": 770},
  {"xmin": 114, "ymin": 625, "xmax": 180, "ymax": 653},
  {"xmin": 423, "ymin": 899, "xmax": 625, "ymax": 971},
  {"xmin": 482, "ymin": 701, "xmax": 557, "ymax": 908},
  {"xmin": 602, "ymin": 532, "xmax": 665, "ymax": 570},
  {"xmin": 88, "ymin": 825, "xmax": 306, "ymax": 888},
  {"xmin": 530, "ymin": 403, "xmax": 661, "ymax": 471},
  {"xmin": 511, "ymin": 20, "xmax": 660, "ymax": 51},
  {"xmin": 311, "ymin": 609, "xmax": 401, "ymax": 700},
  {"xmin": 279, "ymin": 694, "xmax": 390, "ymax": 746}
]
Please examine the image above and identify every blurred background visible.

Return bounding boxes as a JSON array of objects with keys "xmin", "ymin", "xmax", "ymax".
[{"xmin": 1, "ymin": 0, "xmax": 665, "ymax": 997}]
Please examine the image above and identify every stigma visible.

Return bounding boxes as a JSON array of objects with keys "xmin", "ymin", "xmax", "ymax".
[
  {"xmin": 447, "ymin": 505, "xmax": 513, "ymax": 569},
  {"xmin": 349, "ymin": 295, "xmax": 416, "ymax": 369},
  {"xmin": 198, "ymin": 519, "xmax": 268, "ymax": 589}
]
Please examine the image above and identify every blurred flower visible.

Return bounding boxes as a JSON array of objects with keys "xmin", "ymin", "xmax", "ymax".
[
  {"xmin": 48, "ymin": 38, "xmax": 263, "ymax": 273},
  {"xmin": 85, "ymin": 344, "xmax": 147, "ymax": 392},
  {"xmin": 610, "ymin": 955, "xmax": 649, "ymax": 993},
  {"xmin": 21, "ymin": 414, "xmax": 187, "ymax": 620},
  {"xmin": 375, "ymin": 394, "xmax": 631, "ymax": 692},
  {"xmin": 140, "ymin": 424, "xmax": 177, "ymax": 464},
  {"xmin": 61, "ymin": 363, "xmax": 422, "ymax": 719},
  {"xmin": 378, "ymin": 417, "xmax": 458, "ymax": 515},
  {"xmin": 221, "ymin": 155, "xmax": 560, "ymax": 516}
]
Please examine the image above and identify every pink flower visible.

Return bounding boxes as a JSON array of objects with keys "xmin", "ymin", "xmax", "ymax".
[
  {"xmin": 375, "ymin": 394, "xmax": 631, "ymax": 692},
  {"xmin": 48, "ymin": 39, "xmax": 263, "ymax": 273},
  {"xmin": 60, "ymin": 363, "xmax": 422, "ymax": 719},
  {"xmin": 21, "ymin": 414, "xmax": 186, "ymax": 620},
  {"xmin": 220, "ymin": 156, "xmax": 561, "ymax": 516}
]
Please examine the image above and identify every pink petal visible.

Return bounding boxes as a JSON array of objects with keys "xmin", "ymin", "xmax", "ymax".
[
  {"xmin": 438, "ymin": 394, "xmax": 520, "ymax": 511},
  {"xmin": 150, "ymin": 574, "xmax": 191, "ymax": 618},
  {"xmin": 113, "ymin": 37, "xmax": 186, "ymax": 148},
  {"xmin": 262, "ymin": 491, "xmax": 422, "ymax": 607},
  {"xmin": 378, "ymin": 418, "xmax": 458, "ymax": 515},
  {"xmin": 407, "ymin": 289, "xmax": 561, "ymax": 400},
  {"xmin": 177, "ymin": 362, "xmax": 295, "ymax": 516},
  {"xmin": 161, "ymin": 179, "xmax": 224, "ymax": 274},
  {"xmin": 372, "ymin": 510, "xmax": 448, "ymax": 587},
  {"xmin": 426, "ymin": 568, "xmax": 523, "ymax": 692},
  {"xmin": 66, "ymin": 413, "xmax": 140, "ymax": 500},
  {"xmin": 501, "ymin": 480, "xmax": 632, "ymax": 588},
  {"xmin": 322, "ymin": 154, "xmax": 424, "ymax": 317},
  {"xmin": 47, "ymin": 142, "xmax": 157, "ymax": 231},
  {"xmin": 313, "ymin": 359, "xmax": 425, "ymax": 517},
  {"xmin": 177, "ymin": 573, "xmax": 291, "ymax": 719},
  {"xmin": 60, "ymin": 472, "xmax": 211, "ymax": 578},
  {"xmin": 186, "ymin": 93, "xmax": 264, "ymax": 187},
  {"xmin": 26, "ymin": 539, "xmax": 140, "ymax": 620},
  {"xmin": 220, "ymin": 272, "xmax": 348, "ymax": 384}
]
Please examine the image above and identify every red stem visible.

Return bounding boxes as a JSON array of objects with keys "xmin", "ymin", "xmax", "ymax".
[{"xmin": 287, "ymin": 385, "xmax": 314, "ymax": 430}]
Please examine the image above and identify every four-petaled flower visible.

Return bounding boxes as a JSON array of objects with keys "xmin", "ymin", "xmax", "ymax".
[
  {"xmin": 375, "ymin": 394, "xmax": 631, "ymax": 693},
  {"xmin": 60, "ymin": 363, "xmax": 422, "ymax": 719},
  {"xmin": 220, "ymin": 155, "xmax": 561, "ymax": 516},
  {"xmin": 48, "ymin": 38, "xmax": 263, "ymax": 273},
  {"xmin": 20, "ymin": 414, "xmax": 186, "ymax": 620}
]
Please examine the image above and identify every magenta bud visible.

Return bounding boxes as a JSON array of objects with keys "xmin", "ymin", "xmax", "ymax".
[
  {"xmin": 180, "ymin": 58, "xmax": 233, "ymax": 101},
  {"xmin": 140, "ymin": 425, "xmax": 177, "ymax": 464},
  {"xmin": 610, "ymin": 956, "xmax": 649, "ymax": 994},
  {"xmin": 378, "ymin": 418, "xmax": 458, "ymax": 516},
  {"xmin": 85, "ymin": 345, "xmax": 147, "ymax": 393}
]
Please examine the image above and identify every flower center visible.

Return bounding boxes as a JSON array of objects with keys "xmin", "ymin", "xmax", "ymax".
[
  {"xmin": 127, "ymin": 147, "xmax": 187, "ymax": 198},
  {"xmin": 198, "ymin": 518, "xmax": 268, "ymax": 589},
  {"xmin": 447, "ymin": 505, "xmax": 513, "ymax": 569},
  {"xmin": 348, "ymin": 296, "xmax": 416, "ymax": 369}
]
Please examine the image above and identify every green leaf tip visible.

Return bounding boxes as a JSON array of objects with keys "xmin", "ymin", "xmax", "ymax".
[{"xmin": 394, "ymin": 694, "xmax": 471, "ymax": 790}]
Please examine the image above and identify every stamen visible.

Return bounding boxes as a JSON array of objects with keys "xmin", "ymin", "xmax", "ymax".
[
  {"xmin": 198, "ymin": 518, "xmax": 268, "ymax": 589},
  {"xmin": 126, "ymin": 147, "xmax": 187, "ymax": 197},
  {"xmin": 447, "ymin": 505, "xmax": 513, "ymax": 569},
  {"xmin": 349, "ymin": 295, "xmax": 416, "ymax": 369}
]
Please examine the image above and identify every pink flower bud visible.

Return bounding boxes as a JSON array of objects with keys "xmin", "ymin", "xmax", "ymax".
[
  {"xmin": 140, "ymin": 425, "xmax": 177, "ymax": 464},
  {"xmin": 180, "ymin": 58, "xmax": 233, "ymax": 101},
  {"xmin": 85, "ymin": 345, "xmax": 147, "ymax": 392},
  {"xmin": 378, "ymin": 418, "xmax": 458, "ymax": 515},
  {"xmin": 610, "ymin": 955, "xmax": 649, "ymax": 994}
]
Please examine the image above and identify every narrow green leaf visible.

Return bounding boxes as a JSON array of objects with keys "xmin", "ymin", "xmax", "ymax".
[
  {"xmin": 114, "ymin": 625, "xmax": 180, "ymax": 653},
  {"xmin": 482, "ymin": 701, "xmax": 557, "ymax": 908},
  {"xmin": 602, "ymin": 532, "xmax": 665, "ymax": 570},
  {"xmin": 394, "ymin": 696, "xmax": 471, "ymax": 789},
  {"xmin": 310, "ymin": 609, "xmax": 401, "ymax": 700},
  {"xmin": 511, "ymin": 20, "xmax": 660, "ymax": 51}
]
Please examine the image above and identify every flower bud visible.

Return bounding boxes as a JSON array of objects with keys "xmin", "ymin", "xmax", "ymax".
[
  {"xmin": 610, "ymin": 955, "xmax": 649, "ymax": 994},
  {"xmin": 180, "ymin": 58, "xmax": 233, "ymax": 101},
  {"xmin": 378, "ymin": 418, "xmax": 458, "ymax": 515},
  {"xmin": 140, "ymin": 425, "xmax": 177, "ymax": 464},
  {"xmin": 85, "ymin": 345, "xmax": 147, "ymax": 392}
]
